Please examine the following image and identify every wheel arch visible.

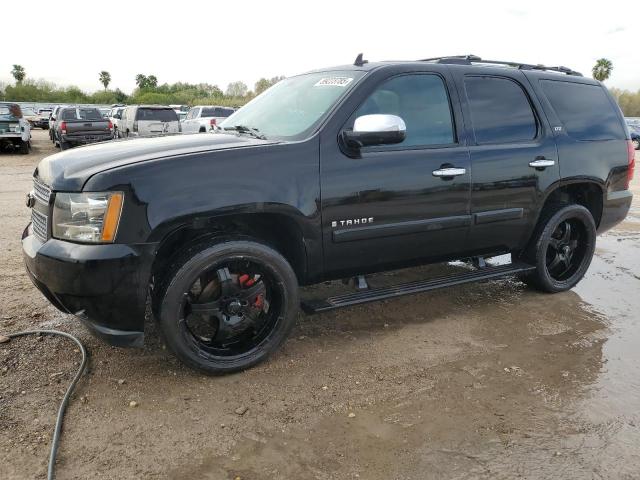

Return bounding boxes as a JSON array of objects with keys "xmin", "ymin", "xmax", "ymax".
[
  {"xmin": 537, "ymin": 178, "xmax": 605, "ymax": 229},
  {"xmin": 150, "ymin": 209, "xmax": 315, "ymax": 288}
]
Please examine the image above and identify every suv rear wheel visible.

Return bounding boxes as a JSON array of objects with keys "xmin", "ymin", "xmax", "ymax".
[
  {"xmin": 521, "ymin": 204, "xmax": 596, "ymax": 292},
  {"xmin": 156, "ymin": 238, "xmax": 299, "ymax": 374}
]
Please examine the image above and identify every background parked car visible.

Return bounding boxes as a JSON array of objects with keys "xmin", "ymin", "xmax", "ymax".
[
  {"xmin": 181, "ymin": 105, "xmax": 235, "ymax": 133},
  {"xmin": 48, "ymin": 105, "xmax": 68, "ymax": 142},
  {"xmin": 119, "ymin": 105, "xmax": 180, "ymax": 138},
  {"xmin": 108, "ymin": 106, "xmax": 126, "ymax": 138},
  {"xmin": 54, "ymin": 106, "xmax": 113, "ymax": 150},
  {"xmin": 629, "ymin": 124, "xmax": 640, "ymax": 150},
  {"xmin": 99, "ymin": 107, "xmax": 111, "ymax": 118},
  {"xmin": 32, "ymin": 108, "xmax": 52, "ymax": 129},
  {"xmin": 0, "ymin": 103, "xmax": 31, "ymax": 154},
  {"xmin": 22, "ymin": 107, "xmax": 39, "ymax": 127},
  {"xmin": 178, "ymin": 111, "xmax": 188, "ymax": 122}
]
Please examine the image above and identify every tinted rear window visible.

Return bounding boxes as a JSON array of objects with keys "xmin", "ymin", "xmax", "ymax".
[
  {"xmin": 465, "ymin": 76, "xmax": 537, "ymax": 144},
  {"xmin": 540, "ymin": 80, "xmax": 624, "ymax": 141},
  {"xmin": 60, "ymin": 108, "xmax": 103, "ymax": 121},
  {"xmin": 135, "ymin": 108, "xmax": 178, "ymax": 122},
  {"xmin": 201, "ymin": 107, "xmax": 234, "ymax": 117}
]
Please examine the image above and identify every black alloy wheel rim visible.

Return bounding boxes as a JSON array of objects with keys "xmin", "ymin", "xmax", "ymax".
[
  {"xmin": 545, "ymin": 218, "xmax": 588, "ymax": 281},
  {"xmin": 178, "ymin": 258, "xmax": 283, "ymax": 358}
]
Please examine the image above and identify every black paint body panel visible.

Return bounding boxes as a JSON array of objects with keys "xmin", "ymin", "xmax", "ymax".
[{"xmin": 22, "ymin": 61, "xmax": 633, "ymax": 344}]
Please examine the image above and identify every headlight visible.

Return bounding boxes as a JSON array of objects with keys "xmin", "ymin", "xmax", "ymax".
[
  {"xmin": 52, "ymin": 192, "xmax": 124, "ymax": 243},
  {"xmin": 10, "ymin": 123, "xmax": 20, "ymax": 132}
]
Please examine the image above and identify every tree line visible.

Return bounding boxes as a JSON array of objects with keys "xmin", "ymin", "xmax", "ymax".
[
  {"xmin": 3, "ymin": 59, "xmax": 639, "ymax": 116},
  {"xmin": 1, "ymin": 65, "xmax": 284, "ymax": 107}
]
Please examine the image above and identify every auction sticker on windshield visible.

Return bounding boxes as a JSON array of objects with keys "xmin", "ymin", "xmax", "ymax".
[{"xmin": 314, "ymin": 77, "xmax": 354, "ymax": 87}]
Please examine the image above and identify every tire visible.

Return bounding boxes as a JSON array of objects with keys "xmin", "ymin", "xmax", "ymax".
[
  {"xmin": 633, "ymin": 138, "xmax": 640, "ymax": 150},
  {"xmin": 199, "ymin": 127, "xmax": 206, "ymax": 133},
  {"xmin": 521, "ymin": 204, "xmax": 596, "ymax": 293},
  {"xmin": 19, "ymin": 141, "xmax": 30, "ymax": 155},
  {"xmin": 155, "ymin": 237, "xmax": 299, "ymax": 374}
]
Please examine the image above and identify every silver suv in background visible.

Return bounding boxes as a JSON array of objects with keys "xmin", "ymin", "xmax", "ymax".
[
  {"xmin": 181, "ymin": 105, "xmax": 235, "ymax": 133},
  {"xmin": 119, "ymin": 105, "xmax": 181, "ymax": 138}
]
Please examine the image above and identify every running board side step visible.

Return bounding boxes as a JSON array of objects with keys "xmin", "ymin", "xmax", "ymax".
[{"xmin": 301, "ymin": 261, "xmax": 535, "ymax": 314}]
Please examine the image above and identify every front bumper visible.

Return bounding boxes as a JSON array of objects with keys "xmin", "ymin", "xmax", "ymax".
[
  {"xmin": 597, "ymin": 190, "xmax": 633, "ymax": 234},
  {"xmin": 22, "ymin": 225, "xmax": 157, "ymax": 347}
]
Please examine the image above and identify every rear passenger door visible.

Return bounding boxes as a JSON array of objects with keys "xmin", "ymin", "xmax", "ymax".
[{"xmin": 452, "ymin": 69, "xmax": 559, "ymax": 253}]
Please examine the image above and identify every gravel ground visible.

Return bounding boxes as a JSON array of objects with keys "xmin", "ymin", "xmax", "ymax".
[{"xmin": 1, "ymin": 130, "xmax": 639, "ymax": 479}]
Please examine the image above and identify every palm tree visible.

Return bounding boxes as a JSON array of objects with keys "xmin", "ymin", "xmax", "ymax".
[
  {"xmin": 592, "ymin": 58, "xmax": 613, "ymax": 82},
  {"xmin": 135, "ymin": 74, "xmax": 147, "ymax": 88},
  {"xmin": 11, "ymin": 65, "xmax": 26, "ymax": 84},
  {"xmin": 99, "ymin": 71, "xmax": 111, "ymax": 90}
]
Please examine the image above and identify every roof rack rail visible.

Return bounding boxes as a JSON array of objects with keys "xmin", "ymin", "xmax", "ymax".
[{"xmin": 419, "ymin": 55, "xmax": 583, "ymax": 76}]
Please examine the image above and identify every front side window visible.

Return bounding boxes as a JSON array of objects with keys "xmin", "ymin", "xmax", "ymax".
[
  {"xmin": 354, "ymin": 74, "xmax": 455, "ymax": 149},
  {"xmin": 354, "ymin": 74, "xmax": 455, "ymax": 148},
  {"xmin": 220, "ymin": 70, "xmax": 365, "ymax": 140},
  {"xmin": 465, "ymin": 76, "xmax": 537, "ymax": 145}
]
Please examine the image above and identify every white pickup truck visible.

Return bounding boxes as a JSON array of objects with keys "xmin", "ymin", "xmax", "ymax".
[{"xmin": 181, "ymin": 105, "xmax": 235, "ymax": 133}]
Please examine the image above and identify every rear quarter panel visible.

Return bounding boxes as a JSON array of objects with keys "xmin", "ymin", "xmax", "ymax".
[{"xmin": 525, "ymin": 72, "xmax": 630, "ymax": 194}]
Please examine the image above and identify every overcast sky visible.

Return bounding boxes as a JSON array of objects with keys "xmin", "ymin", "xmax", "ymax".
[{"xmin": 2, "ymin": 0, "xmax": 638, "ymax": 94}]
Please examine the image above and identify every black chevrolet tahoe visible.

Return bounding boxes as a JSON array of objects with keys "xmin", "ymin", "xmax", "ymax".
[{"xmin": 23, "ymin": 55, "xmax": 634, "ymax": 373}]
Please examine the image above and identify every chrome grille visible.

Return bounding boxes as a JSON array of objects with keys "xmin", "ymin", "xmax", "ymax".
[
  {"xmin": 32, "ymin": 209, "xmax": 48, "ymax": 243},
  {"xmin": 33, "ymin": 178, "xmax": 51, "ymax": 204}
]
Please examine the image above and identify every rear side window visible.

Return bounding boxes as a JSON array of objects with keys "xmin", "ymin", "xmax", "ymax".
[
  {"xmin": 135, "ymin": 108, "xmax": 178, "ymax": 122},
  {"xmin": 465, "ymin": 76, "xmax": 537, "ymax": 144},
  {"xmin": 540, "ymin": 80, "xmax": 625, "ymax": 141}
]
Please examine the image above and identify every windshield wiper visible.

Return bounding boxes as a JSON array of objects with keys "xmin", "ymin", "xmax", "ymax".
[{"xmin": 223, "ymin": 125, "xmax": 267, "ymax": 140}]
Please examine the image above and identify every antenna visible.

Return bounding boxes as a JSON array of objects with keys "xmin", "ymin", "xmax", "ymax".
[{"xmin": 354, "ymin": 53, "xmax": 368, "ymax": 67}]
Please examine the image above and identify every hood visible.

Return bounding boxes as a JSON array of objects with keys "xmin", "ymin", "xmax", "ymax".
[{"xmin": 35, "ymin": 133, "xmax": 278, "ymax": 191}]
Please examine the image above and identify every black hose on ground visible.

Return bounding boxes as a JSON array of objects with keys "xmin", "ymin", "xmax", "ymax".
[{"xmin": 4, "ymin": 329, "xmax": 88, "ymax": 480}]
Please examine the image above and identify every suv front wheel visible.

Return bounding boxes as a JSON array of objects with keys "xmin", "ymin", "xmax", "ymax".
[
  {"xmin": 156, "ymin": 238, "xmax": 299, "ymax": 374},
  {"xmin": 521, "ymin": 204, "xmax": 596, "ymax": 293}
]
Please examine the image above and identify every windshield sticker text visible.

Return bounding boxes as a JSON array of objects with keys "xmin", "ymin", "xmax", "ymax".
[{"xmin": 314, "ymin": 77, "xmax": 354, "ymax": 87}]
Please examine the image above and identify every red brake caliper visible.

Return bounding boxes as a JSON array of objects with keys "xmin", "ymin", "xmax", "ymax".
[{"xmin": 238, "ymin": 274, "xmax": 264, "ymax": 309}]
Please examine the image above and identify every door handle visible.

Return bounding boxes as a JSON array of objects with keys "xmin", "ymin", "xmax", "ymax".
[
  {"xmin": 529, "ymin": 159, "xmax": 555, "ymax": 168},
  {"xmin": 432, "ymin": 167, "xmax": 466, "ymax": 177}
]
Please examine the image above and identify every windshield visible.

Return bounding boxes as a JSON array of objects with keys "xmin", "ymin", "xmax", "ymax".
[
  {"xmin": 220, "ymin": 70, "xmax": 365, "ymax": 140},
  {"xmin": 0, "ymin": 107, "xmax": 10, "ymax": 116}
]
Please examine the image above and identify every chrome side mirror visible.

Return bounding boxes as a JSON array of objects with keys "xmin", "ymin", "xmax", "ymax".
[{"xmin": 343, "ymin": 114, "xmax": 406, "ymax": 149}]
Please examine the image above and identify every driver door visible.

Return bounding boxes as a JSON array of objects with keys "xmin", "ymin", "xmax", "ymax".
[{"xmin": 320, "ymin": 71, "xmax": 472, "ymax": 277}]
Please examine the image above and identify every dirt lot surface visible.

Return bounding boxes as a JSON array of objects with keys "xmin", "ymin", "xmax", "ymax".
[{"xmin": 1, "ymin": 130, "xmax": 639, "ymax": 479}]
